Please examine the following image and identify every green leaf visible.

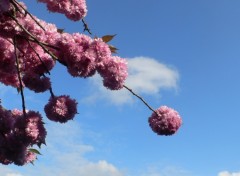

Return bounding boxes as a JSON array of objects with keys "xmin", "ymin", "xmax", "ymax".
[
  {"xmin": 102, "ymin": 34, "xmax": 116, "ymax": 43},
  {"xmin": 29, "ymin": 148, "xmax": 42, "ymax": 155}
]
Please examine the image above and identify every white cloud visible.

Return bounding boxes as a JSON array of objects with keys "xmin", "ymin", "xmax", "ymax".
[
  {"xmin": 84, "ymin": 56, "xmax": 179, "ymax": 105},
  {"xmin": 218, "ymin": 171, "xmax": 240, "ymax": 176},
  {"xmin": 126, "ymin": 57, "xmax": 179, "ymax": 94},
  {"xmin": 0, "ymin": 165, "xmax": 23, "ymax": 176},
  {"xmin": 140, "ymin": 165, "xmax": 192, "ymax": 176},
  {"xmin": 6, "ymin": 174, "xmax": 24, "ymax": 176},
  {"xmin": 76, "ymin": 160, "xmax": 124, "ymax": 176}
]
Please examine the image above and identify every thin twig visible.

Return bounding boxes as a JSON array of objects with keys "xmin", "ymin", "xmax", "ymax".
[
  {"xmin": 23, "ymin": 36, "xmax": 60, "ymax": 50},
  {"xmin": 10, "ymin": 0, "xmax": 46, "ymax": 31},
  {"xmin": 43, "ymin": 74, "xmax": 55, "ymax": 98},
  {"xmin": 49, "ymin": 86, "xmax": 55, "ymax": 98},
  {"xmin": 8, "ymin": 14, "xmax": 69, "ymax": 68},
  {"xmin": 13, "ymin": 36, "xmax": 27, "ymax": 117},
  {"xmin": 82, "ymin": 19, "xmax": 92, "ymax": 35},
  {"xmin": 4, "ymin": 37, "xmax": 26, "ymax": 54},
  {"xmin": 123, "ymin": 85, "xmax": 159, "ymax": 116},
  {"xmin": 27, "ymin": 40, "xmax": 51, "ymax": 75},
  {"xmin": 8, "ymin": 13, "xmax": 59, "ymax": 61}
]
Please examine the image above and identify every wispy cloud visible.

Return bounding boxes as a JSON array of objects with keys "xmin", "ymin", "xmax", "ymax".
[
  {"xmin": 83, "ymin": 56, "xmax": 179, "ymax": 105},
  {"xmin": 6, "ymin": 174, "xmax": 23, "ymax": 176},
  {"xmin": 139, "ymin": 165, "xmax": 192, "ymax": 176},
  {"xmin": 218, "ymin": 171, "xmax": 240, "ymax": 176}
]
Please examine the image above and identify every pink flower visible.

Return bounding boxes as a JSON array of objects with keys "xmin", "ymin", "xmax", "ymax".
[
  {"xmin": 44, "ymin": 95, "xmax": 78, "ymax": 123},
  {"xmin": 13, "ymin": 111, "xmax": 47, "ymax": 146},
  {"xmin": 23, "ymin": 151, "xmax": 37, "ymax": 164},
  {"xmin": 38, "ymin": 0, "xmax": 87, "ymax": 21},
  {"xmin": 98, "ymin": 56, "xmax": 128, "ymax": 90},
  {"xmin": 0, "ymin": 109, "xmax": 42, "ymax": 165},
  {"xmin": 23, "ymin": 74, "xmax": 51, "ymax": 93},
  {"xmin": 148, "ymin": 106, "xmax": 182, "ymax": 136},
  {"xmin": 24, "ymin": 111, "xmax": 47, "ymax": 146}
]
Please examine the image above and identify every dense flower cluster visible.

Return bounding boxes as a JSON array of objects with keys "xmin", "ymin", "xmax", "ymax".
[
  {"xmin": 0, "ymin": 1, "xmax": 128, "ymax": 91},
  {"xmin": 44, "ymin": 95, "xmax": 78, "ymax": 123},
  {"xmin": 148, "ymin": 106, "xmax": 182, "ymax": 136},
  {"xmin": 0, "ymin": 107, "xmax": 46, "ymax": 165},
  {"xmin": 98, "ymin": 56, "xmax": 128, "ymax": 90},
  {"xmin": 37, "ymin": 0, "xmax": 87, "ymax": 21}
]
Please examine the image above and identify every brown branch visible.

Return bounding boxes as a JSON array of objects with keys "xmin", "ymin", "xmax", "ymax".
[
  {"xmin": 49, "ymin": 86, "xmax": 55, "ymax": 98},
  {"xmin": 10, "ymin": 0, "xmax": 46, "ymax": 31},
  {"xmin": 42, "ymin": 74, "xmax": 55, "ymax": 98},
  {"xmin": 8, "ymin": 13, "xmax": 59, "ymax": 61},
  {"xmin": 26, "ymin": 37, "xmax": 60, "ymax": 50},
  {"xmin": 27, "ymin": 40, "xmax": 51, "ymax": 75},
  {"xmin": 13, "ymin": 36, "xmax": 27, "ymax": 117},
  {"xmin": 123, "ymin": 85, "xmax": 159, "ymax": 116}
]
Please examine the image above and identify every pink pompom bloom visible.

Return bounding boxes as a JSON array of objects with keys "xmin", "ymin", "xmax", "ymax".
[
  {"xmin": 24, "ymin": 111, "xmax": 47, "ymax": 146},
  {"xmin": 13, "ymin": 111, "xmax": 47, "ymax": 146},
  {"xmin": 44, "ymin": 95, "xmax": 78, "ymax": 123},
  {"xmin": 98, "ymin": 56, "xmax": 128, "ymax": 90},
  {"xmin": 0, "ymin": 109, "xmax": 43, "ymax": 165},
  {"xmin": 148, "ymin": 106, "xmax": 182, "ymax": 136},
  {"xmin": 23, "ymin": 74, "xmax": 51, "ymax": 93},
  {"xmin": 0, "ymin": 2, "xmax": 26, "ymax": 38},
  {"xmin": 38, "ymin": 0, "xmax": 87, "ymax": 21},
  {"xmin": 90, "ymin": 38, "xmax": 111, "ymax": 62}
]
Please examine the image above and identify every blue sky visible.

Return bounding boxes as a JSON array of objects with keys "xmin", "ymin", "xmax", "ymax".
[{"xmin": 1, "ymin": 0, "xmax": 240, "ymax": 176}]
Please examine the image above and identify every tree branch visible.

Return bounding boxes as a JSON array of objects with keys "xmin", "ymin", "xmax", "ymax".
[{"xmin": 13, "ymin": 36, "xmax": 27, "ymax": 117}]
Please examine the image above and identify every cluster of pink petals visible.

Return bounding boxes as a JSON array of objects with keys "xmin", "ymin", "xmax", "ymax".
[
  {"xmin": 44, "ymin": 95, "xmax": 78, "ymax": 123},
  {"xmin": 148, "ymin": 106, "xmax": 182, "ymax": 136},
  {"xmin": 23, "ymin": 74, "xmax": 51, "ymax": 93},
  {"xmin": 0, "ymin": 37, "xmax": 20, "ymax": 88},
  {"xmin": 0, "ymin": 3, "xmax": 57, "ymax": 89},
  {"xmin": 37, "ymin": 0, "xmax": 87, "ymax": 21},
  {"xmin": 0, "ymin": 1, "xmax": 128, "ymax": 91},
  {"xmin": 98, "ymin": 56, "xmax": 128, "ymax": 90},
  {"xmin": 0, "ymin": 107, "xmax": 46, "ymax": 165}
]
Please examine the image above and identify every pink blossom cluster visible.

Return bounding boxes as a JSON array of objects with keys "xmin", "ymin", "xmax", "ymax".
[
  {"xmin": 44, "ymin": 95, "xmax": 78, "ymax": 123},
  {"xmin": 148, "ymin": 106, "xmax": 182, "ymax": 136},
  {"xmin": 37, "ymin": 0, "xmax": 87, "ymax": 21},
  {"xmin": 0, "ymin": 1, "xmax": 128, "ymax": 91},
  {"xmin": 0, "ymin": 1, "xmax": 128, "ymax": 165},
  {"xmin": 56, "ymin": 34, "xmax": 128, "ymax": 89},
  {"xmin": 0, "ymin": 107, "xmax": 46, "ymax": 165}
]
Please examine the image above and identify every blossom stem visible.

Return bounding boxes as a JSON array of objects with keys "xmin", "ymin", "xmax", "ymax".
[
  {"xmin": 10, "ymin": 0, "xmax": 46, "ymax": 31},
  {"xmin": 82, "ymin": 19, "xmax": 92, "ymax": 35},
  {"xmin": 8, "ymin": 13, "xmax": 59, "ymax": 61},
  {"xmin": 123, "ymin": 85, "xmax": 159, "ymax": 116},
  {"xmin": 27, "ymin": 40, "xmax": 51, "ymax": 75},
  {"xmin": 13, "ymin": 36, "xmax": 27, "ymax": 117}
]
